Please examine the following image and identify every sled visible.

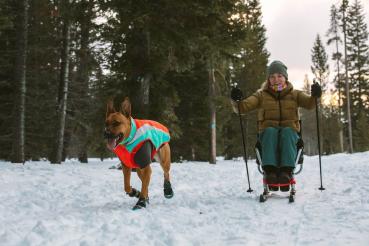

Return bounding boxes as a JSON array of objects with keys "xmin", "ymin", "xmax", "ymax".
[{"xmin": 255, "ymin": 127, "xmax": 304, "ymax": 203}]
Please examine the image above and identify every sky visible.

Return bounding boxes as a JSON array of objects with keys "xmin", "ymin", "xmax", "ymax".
[{"xmin": 259, "ymin": 0, "xmax": 369, "ymax": 89}]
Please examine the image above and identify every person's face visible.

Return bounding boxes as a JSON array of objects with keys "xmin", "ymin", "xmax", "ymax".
[{"xmin": 268, "ymin": 73, "xmax": 286, "ymax": 86}]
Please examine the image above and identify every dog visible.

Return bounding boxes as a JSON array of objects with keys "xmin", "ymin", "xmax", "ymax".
[{"xmin": 104, "ymin": 97, "xmax": 174, "ymax": 210}]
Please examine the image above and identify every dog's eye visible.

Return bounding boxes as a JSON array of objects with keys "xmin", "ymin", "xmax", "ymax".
[{"xmin": 112, "ymin": 121, "xmax": 121, "ymax": 127}]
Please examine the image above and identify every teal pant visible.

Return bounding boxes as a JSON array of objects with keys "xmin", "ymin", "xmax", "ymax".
[{"xmin": 259, "ymin": 127, "xmax": 299, "ymax": 168}]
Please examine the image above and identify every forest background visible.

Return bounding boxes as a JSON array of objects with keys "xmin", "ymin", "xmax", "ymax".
[{"xmin": 1, "ymin": 0, "xmax": 368, "ymax": 164}]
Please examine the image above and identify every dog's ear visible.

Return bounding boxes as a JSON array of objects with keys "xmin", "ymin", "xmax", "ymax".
[
  {"xmin": 121, "ymin": 97, "xmax": 131, "ymax": 118},
  {"xmin": 106, "ymin": 99, "xmax": 116, "ymax": 118}
]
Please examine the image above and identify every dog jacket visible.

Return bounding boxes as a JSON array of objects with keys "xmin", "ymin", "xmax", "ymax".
[{"xmin": 113, "ymin": 118, "xmax": 170, "ymax": 168}]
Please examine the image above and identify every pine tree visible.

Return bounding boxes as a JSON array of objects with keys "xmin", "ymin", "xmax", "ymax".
[
  {"xmin": 0, "ymin": 0, "xmax": 272, "ymax": 162},
  {"xmin": 0, "ymin": 0, "xmax": 17, "ymax": 160},
  {"xmin": 66, "ymin": 0, "xmax": 98, "ymax": 163},
  {"xmin": 98, "ymin": 0, "xmax": 253, "ymax": 163},
  {"xmin": 180, "ymin": 0, "xmax": 252, "ymax": 163},
  {"xmin": 339, "ymin": 0, "xmax": 354, "ymax": 153},
  {"xmin": 346, "ymin": 0, "xmax": 369, "ymax": 151},
  {"xmin": 25, "ymin": 0, "xmax": 63, "ymax": 160},
  {"xmin": 352, "ymin": 112, "xmax": 369, "ymax": 151},
  {"xmin": 321, "ymin": 105, "xmax": 342, "ymax": 154},
  {"xmin": 50, "ymin": 0, "xmax": 72, "ymax": 164},
  {"xmin": 311, "ymin": 34, "xmax": 329, "ymax": 154},
  {"xmin": 220, "ymin": 0, "xmax": 269, "ymax": 160},
  {"xmin": 168, "ymin": 65, "xmax": 208, "ymax": 161},
  {"xmin": 11, "ymin": 0, "xmax": 29, "ymax": 164},
  {"xmin": 326, "ymin": 5, "xmax": 344, "ymax": 110},
  {"xmin": 346, "ymin": 0, "xmax": 369, "ymax": 121},
  {"xmin": 311, "ymin": 34, "xmax": 329, "ymax": 87},
  {"xmin": 326, "ymin": 4, "xmax": 344, "ymax": 152}
]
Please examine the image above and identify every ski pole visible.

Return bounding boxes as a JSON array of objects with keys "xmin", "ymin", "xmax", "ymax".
[
  {"xmin": 237, "ymin": 102, "xmax": 253, "ymax": 193},
  {"xmin": 314, "ymin": 82, "xmax": 325, "ymax": 191}
]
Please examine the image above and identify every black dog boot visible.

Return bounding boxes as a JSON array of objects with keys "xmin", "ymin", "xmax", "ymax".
[
  {"xmin": 164, "ymin": 180, "xmax": 174, "ymax": 199},
  {"xmin": 132, "ymin": 197, "xmax": 149, "ymax": 210},
  {"xmin": 127, "ymin": 188, "xmax": 141, "ymax": 198}
]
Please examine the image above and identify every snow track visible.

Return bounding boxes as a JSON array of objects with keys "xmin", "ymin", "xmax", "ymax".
[{"xmin": 1, "ymin": 152, "xmax": 369, "ymax": 245}]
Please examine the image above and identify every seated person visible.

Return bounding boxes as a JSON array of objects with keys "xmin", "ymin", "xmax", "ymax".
[{"xmin": 231, "ymin": 60, "xmax": 321, "ymax": 188}]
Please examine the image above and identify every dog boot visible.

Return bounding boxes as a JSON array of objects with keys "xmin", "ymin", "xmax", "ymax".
[
  {"xmin": 132, "ymin": 197, "xmax": 149, "ymax": 210},
  {"xmin": 127, "ymin": 187, "xmax": 141, "ymax": 198},
  {"xmin": 279, "ymin": 172, "xmax": 291, "ymax": 192},
  {"xmin": 163, "ymin": 180, "xmax": 174, "ymax": 199}
]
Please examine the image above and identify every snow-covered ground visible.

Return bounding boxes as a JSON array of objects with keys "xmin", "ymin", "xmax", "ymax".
[{"xmin": 1, "ymin": 152, "xmax": 369, "ymax": 246}]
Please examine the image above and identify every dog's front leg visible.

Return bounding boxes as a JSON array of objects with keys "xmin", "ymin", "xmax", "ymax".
[
  {"xmin": 132, "ymin": 166, "xmax": 151, "ymax": 210},
  {"xmin": 122, "ymin": 164, "xmax": 132, "ymax": 193},
  {"xmin": 138, "ymin": 165, "xmax": 152, "ymax": 199},
  {"xmin": 122, "ymin": 164, "xmax": 140, "ymax": 198}
]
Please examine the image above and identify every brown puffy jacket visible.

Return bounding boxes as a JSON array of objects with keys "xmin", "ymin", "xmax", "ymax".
[{"xmin": 232, "ymin": 81, "xmax": 316, "ymax": 132}]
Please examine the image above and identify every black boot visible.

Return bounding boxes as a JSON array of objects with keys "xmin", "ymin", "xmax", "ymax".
[
  {"xmin": 279, "ymin": 167, "xmax": 293, "ymax": 192},
  {"xmin": 132, "ymin": 197, "xmax": 149, "ymax": 210},
  {"xmin": 263, "ymin": 166, "xmax": 278, "ymax": 191},
  {"xmin": 266, "ymin": 172, "xmax": 279, "ymax": 191},
  {"xmin": 164, "ymin": 180, "xmax": 174, "ymax": 199}
]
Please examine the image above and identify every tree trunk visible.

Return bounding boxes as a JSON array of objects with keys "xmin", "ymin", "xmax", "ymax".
[
  {"xmin": 208, "ymin": 60, "xmax": 216, "ymax": 164},
  {"xmin": 11, "ymin": 0, "xmax": 29, "ymax": 164},
  {"xmin": 51, "ymin": 3, "xmax": 71, "ymax": 164},
  {"xmin": 139, "ymin": 30, "xmax": 151, "ymax": 116},
  {"xmin": 191, "ymin": 146, "xmax": 196, "ymax": 161},
  {"xmin": 342, "ymin": 3, "xmax": 354, "ymax": 153},
  {"xmin": 334, "ymin": 30, "xmax": 344, "ymax": 153},
  {"xmin": 76, "ymin": 0, "xmax": 93, "ymax": 163},
  {"xmin": 140, "ymin": 73, "xmax": 151, "ymax": 114}
]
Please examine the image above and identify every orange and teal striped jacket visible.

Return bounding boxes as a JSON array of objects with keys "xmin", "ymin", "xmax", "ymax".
[{"xmin": 113, "ymin": 118, "xmax": 170, "ymax": 168}]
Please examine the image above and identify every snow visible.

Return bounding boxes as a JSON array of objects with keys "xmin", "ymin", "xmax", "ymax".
[{"xmin": 1, "ymin": 152, "xmax": 369, "ymax": 246}]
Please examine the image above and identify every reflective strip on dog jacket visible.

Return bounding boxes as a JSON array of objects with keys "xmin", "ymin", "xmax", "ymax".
[{"xmin": 113, "ymin": 118, "xmax": 170, "ymax": 168}]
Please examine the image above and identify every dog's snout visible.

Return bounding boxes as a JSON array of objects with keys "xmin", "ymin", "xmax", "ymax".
[{"xmin": 104, "ymin": 128, "xmax": 113, "ymax": 139}]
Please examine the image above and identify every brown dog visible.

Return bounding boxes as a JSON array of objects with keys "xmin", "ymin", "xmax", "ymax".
[{"xmin": 104, "ymin": 97, "xmax": 174, "ymax": 210}]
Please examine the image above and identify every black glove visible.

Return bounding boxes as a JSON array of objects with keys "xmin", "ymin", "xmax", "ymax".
[
  {"xmin": 231, "ymin": 87, "xmax": 243, "ymax": 102},
  {"xmin": 311, "ymin": 83, "xmax": 322, "ymax": 98}
]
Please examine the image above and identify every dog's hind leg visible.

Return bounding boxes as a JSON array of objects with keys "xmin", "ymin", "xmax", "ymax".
[
  {"xmin": 157, "ymin": 143, "xmax": 171, "ymax": 181},
  {"xmin": 157, "ymin": 143, "xmax": 174, "ymax": 198},
  {"xmin": 136, "ymin": 168, "xmax": 143, "ymax": 182}
]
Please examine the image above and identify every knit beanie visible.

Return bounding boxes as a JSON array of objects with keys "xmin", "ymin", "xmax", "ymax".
[{"xmin": 267, "ymin": 60, "xmax": 288, "ymax": 80}]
